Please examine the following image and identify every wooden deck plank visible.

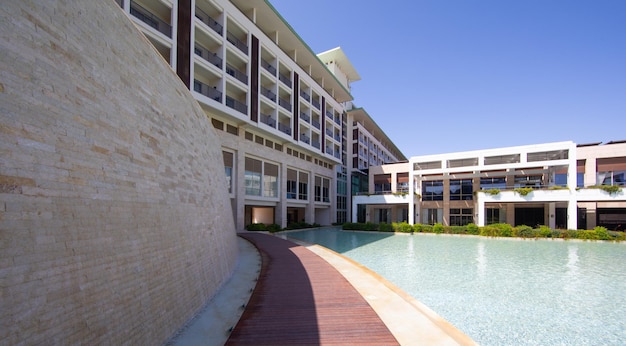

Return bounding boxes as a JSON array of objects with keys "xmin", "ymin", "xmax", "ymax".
[{"xmin": 226, "ymin": 233, "xmax": 399, "ymax": 345}]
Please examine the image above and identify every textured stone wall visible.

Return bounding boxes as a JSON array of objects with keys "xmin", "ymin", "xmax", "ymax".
[{"xmin": 0, "ymin": 1, "xmax": 238, "ymax": 344}]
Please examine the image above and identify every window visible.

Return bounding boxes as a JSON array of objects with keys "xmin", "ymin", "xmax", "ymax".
[
  {"xmin": 263, "ymin": 163, "xmax": 278, "ymax": 197},
  {"xmin": 287, "ymin": 169, "xmax": 297, "ymax": 199},
  {"xmin": 450, "ymin": 179, "xmax": 473, "ymax": 200},
  {"xmin": 322, "ymin": 177, "xmax": 330, "ymax": 202},
  {"xmin": 374, "ymin": 174, "xmax": 391, "ymax": 193},
  {"xmin": 298, "ymin": 172, "xmax": 308, "ymax": 200},
  {"xmin": 245, "ymin": 157, "xmax": 262, "ymax": 196},
  {"xmin": 423, "ymin": 180, "xmax": 443, "ymax": 201},
  {"xmin": 480, "ymin": 177, "xmax": 506, "ymax": 190},
  {"xmin": 485, "ymin": 208, "xmax": 503, "ymax": 225},
  {"xmin": 397, "ymin": 172, "xmax": 409, "ymax": 193},
  {"xmin": 315, "ymin": 176, "xmax": 322, "ymax": 202},
  {"xmin": 422, "ymin": 208, "xmax": 442, "ymax": 225},
  {"xmin": 515, "ymin": 175, "xmax": 542, "ymax": 188},
  {"xmin": 450, "ymin": 208, "xmax": 473, "ymax": 226},
  {"xmin": 223, "ymin": 151, "xmax": 233, "ymax": 193}
]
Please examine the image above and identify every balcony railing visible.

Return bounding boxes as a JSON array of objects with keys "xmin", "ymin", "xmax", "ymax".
[
  {"xmin": 300, "ymin": 112, "xmax": 310, "ymax": 123},
  {"xmin": 260, "ymin": 113, "xmax": 276, "ymax": 127},
  {"xmin": 194, "ymin": 45, "xmax": 222, "ymax": 68},
  {"xmin": 300, "ymin": 134, "xmax": 310, "ymax": 144},
  {"xmin": 312, "ymin": 141, "xmax": 320, "ymax": 149},
  {"xmin": 193, "ymin": 79, "xmax": 221, "ymax": 102},
  {"xmin": 311, "ymin": 119, "xmax": 320, "ymax": 129},
  {"xmin": 335, "ymin": 152, "xmax": 341, "ymax": 159},
  {"xmin": 334, "ymin": 116, "xmax": 341, "ymax": 125},
  {"xmin": 300, "ymin": 90, "xmax": 310, "ymax": 102},
  {"xmin": 260, "ymin": 86, "xmax": 276, "ymax": 102},
  {"xmin": 326, "ymin": 147, "xmax": 334, "ymax": 156},
  {"xmin": 278, "ymin": 97, "xmax": 291, "ymax": 111},
  {"xmin": 130, "ymin": 1, "xmax": 172, "ymax": 38},
  {"xmin": 326, "ymin": 110, "xmax": 333, "ymax": 118},
  {"xmin": 261, "ymin": 58, "xmax": 277, "ymax": 76},
  {"xmin": 226, "ymin": 31, "xmax": 248, "ymax": 55},
  {"xmin": 334, "ymin": 134, "xmax": 341, "ymax": 142},
  {"xmin": 279, "ymin": 72, "xmax": 291, "ymax": 87},
  {"xmin": 195, "ymin": 7, "xmax": 222, "ymax": 35},
  {"xmin": 326, "ymin": 129, "xmax": 333, "ymax": 137},
  {"xmin": 225, "ymin": 95, "xmax": 247, "ymax": 114},
  {"xmin": 278, "ymin": 123, "xmax": 291, "ymax": 136},
  {"xmin": 312, "ymin": 99, "xmax": 320, "ymax": 110},
  {"xmin": 226, "ymin": 64, "xmax": 247, "ymax": 84}
]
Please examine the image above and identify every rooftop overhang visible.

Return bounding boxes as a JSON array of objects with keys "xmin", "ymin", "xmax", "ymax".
[
  {"xmin": 348, "ymin": 107, "xmax": 406, "ymax": 161},
  {"xmin": 317, "ymin": 47, "xmax": 361, "ymax": 83},
  {"xmin": 230, "ymin": 0, "xmax": 353, "ymax": 103}
]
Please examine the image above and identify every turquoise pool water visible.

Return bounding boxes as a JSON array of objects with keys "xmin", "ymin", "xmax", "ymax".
[{"xmin": 285, "ymin": 228, "xmax": 626, "ymax": 346}]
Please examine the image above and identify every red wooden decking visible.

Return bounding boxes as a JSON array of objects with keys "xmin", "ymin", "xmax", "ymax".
[{"xmin": 227, "ymin": 233, "xmax": 399, "ymax": 345}]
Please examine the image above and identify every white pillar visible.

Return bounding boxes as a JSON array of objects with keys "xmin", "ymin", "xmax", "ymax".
[
  {"xmin": 476, "ymin": 192, "xmax": 485, "ymax": 227},
  {"xmin": 548, "ymin": 202, "xmax": 556, "ymax": 229}
]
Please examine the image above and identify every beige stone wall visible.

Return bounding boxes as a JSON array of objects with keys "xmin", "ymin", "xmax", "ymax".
[{"xmin": 0, "ymin": 1, "xmax": 238, "ymax": 344}]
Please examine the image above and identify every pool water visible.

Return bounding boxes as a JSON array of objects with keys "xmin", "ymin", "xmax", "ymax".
[{"xmin": 285, "ymin": 228, "xmax": 626, "ymax": 346}]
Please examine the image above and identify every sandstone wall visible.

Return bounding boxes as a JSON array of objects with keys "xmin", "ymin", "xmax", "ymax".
[{"xmin": 0, "ymin": 1, "xmax": 238, "ymax": 344}]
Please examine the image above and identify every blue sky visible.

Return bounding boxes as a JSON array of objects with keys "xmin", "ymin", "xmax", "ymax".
[{"xmin": 268, "ymin": 0, "xmax": 626, "ymax": 157}]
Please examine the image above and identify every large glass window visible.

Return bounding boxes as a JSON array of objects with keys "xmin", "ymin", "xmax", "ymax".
[
  {"xmin": 485, "ymin": 208, "xmax": 505, "ymax": 225},
  {"xmin": 263, "ymin": 163, "xmax": 278, "ymax": 197},
  {"xmin": 245, "ymin": 157, "xmax": 262, "ymax": 196},
  {"xmin": 397, "ymin": 172, "xmax": 409, "ymax": 192},
  {"xmin": 450, "ymin": 208, "xmax": 473, "ymax": 226},
  {"xmin": 422, "ymin": 180, "xmax": 443, "ymax": 201},
  {"xmin": 298, "ymin": 172, "xmax": 308, "ymax": 200},
  {"xmin": 223, "ymin": 151, "xmax": 233, "ymax": 193},
  {"xmin": 480, "ymin": 177, "xmax": 506, "ymax": 190},
  {"xmin": 322, "ymin": 178, "xmax": 330, "ymax": 202},
  {"xmin": 450, "ymin": 179, "xmax": 473, "ymax": 200},
  {"xmin": 287, "ymin": 169, "xmax": 297, "ymax": 199},
  {"xmin": 374, "ymin": 174, "xmax": 391, "ymax": 193},
  {"xmin": 515, "ymin": 175, "xmax": 542, "ymax": 188},
  {"xmin": 598, "ymin": 171, "xmax": 626, "ymax": 186},
  {"xmin": 422, "ymin": 208, "xmax": 443, "ymax": 225}
]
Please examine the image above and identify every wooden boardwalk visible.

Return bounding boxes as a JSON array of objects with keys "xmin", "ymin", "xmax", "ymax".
[{"xmin": 227, "ymin": 233, "xmax": 399, "ymax": 345}]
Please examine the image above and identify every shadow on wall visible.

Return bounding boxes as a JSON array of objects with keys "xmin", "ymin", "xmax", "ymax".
[{"xmin": 0, "ymin": 0, "xmax": 237, "ymax": 344}]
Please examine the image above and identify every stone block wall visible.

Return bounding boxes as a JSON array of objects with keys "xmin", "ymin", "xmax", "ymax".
[{"xmin": 0, "ymin": 1, "xmax": 238, "ymax": 344}]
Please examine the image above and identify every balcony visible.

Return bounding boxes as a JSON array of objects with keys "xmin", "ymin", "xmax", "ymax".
[
  {"xmin": 260, "ymin": 113, "xmax": 276, "ymax": 128},
  {"xmin": 130, "ymin": 1, "xmax": 172, "ymax": 38},
  {"xmin": 300, "ymin": 112, "xmax": 310, "ymax": 123},
  {"xmin": 326, "ymin": 110, "xmax": 333, "ymax": 119},
  {"xmin": 225, "ymin": 95, "xmax": 247, "ymax": 114},
  {"xmin": 195, "ymin": 7, "xmax": 222, "ymax": 35},
  {"xmin": 312, "ymin": 99, "xmax": 320, "ymax": 110},
  {"xmin": 300, "ymin": 134, "xmax": 310, "ymax": 144},
  {"xmin": 278, "ymin": 123, "xmax": 291, "ymax": 136},
  {"xmin": 326, "ymin": 129, "xmax": 333, "ymax": 137},
  {"xmin": 226, "ymin": 64, "xmax": 247, "ymax": 84},
  {"xmin": 193, "ymin": 79, "xmax": 221, "ymax": 102},
  {"xmin": 226, "ymin": 31, "xmax": 247, "ymax": 55},
  {"xmin": 326, "ymin": 147, "xmax": 334, "ymax": 156},
  {"xmin": 260, "ymin": 86, "xmax": 276, "ymax": 102},
  {"xmin": 194, "ymin": 45, "xmax": 221, "ymax": 68},
  {"xmin": 279, "ymin": 72, "xmax": 291, "ymax": 88},
  {"xmin": 279, "ymin": 97, "xmax": 291, "ymax": 111},
  {"xmin": 312, "ymin": 141, "xmax": 320, "ymax": 149},
  {"xmin": 300, "ymin": 90, "xmax": 310, "ymax": 102},
  {"xmin": 334, "ymin": 134, "xmax": 341, "ymax": 142},
  {"xmin": 311, "ymin": 119, "xmax": 320, "ymax": 130},
  {"xmin": 261, "ymin": 58, "xmax": 277, "ymax": 76}
]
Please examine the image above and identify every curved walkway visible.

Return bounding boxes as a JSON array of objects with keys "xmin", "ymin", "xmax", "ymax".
[{"xmin": 227, "ymin": 232, "xmax": 399, "ymax": 345}]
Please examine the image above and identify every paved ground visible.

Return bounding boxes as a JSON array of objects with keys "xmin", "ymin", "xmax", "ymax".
[{"xmin": 171, "ymin": 232, "xmax": 477, "ymax": 346}]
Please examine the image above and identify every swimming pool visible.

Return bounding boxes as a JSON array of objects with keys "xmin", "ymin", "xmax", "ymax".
[{"xmin": 285, "ymin": 228, "xmax": 626, "ymax": 346}]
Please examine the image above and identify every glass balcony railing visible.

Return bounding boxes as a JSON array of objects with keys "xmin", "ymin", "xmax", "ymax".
[
  {"xmin": 225, "ymin": 95, "xmax": 247, "ymax": 114},
  {"xmin": 300, "ymin": 90, "xmax": 310, "ymax": 102},
  {"xmin": 311, "ymin": 119, "xmax": 320, "ymax": 129},
  {"xmin": 326, "ymin": 110, "xmax": 333, "ymax": 118},
  {"xmin": 226, "ymin": 64, "xmax": 247, "ymax": 84},
  {"xmin": 195, "ymin": 7, "xmax": 222, "ymax": 35},
  {"xmin": 193, "ymin": 79, "xmax": 221, "ymax": 102},
  {"xmin": 279, "ymin": 72, "xmax": 291, "ymax": 88},
  {"xmin": 312, "ymin": 141, "xmax": 320, "ymax": 149},
  {"xmin": 260, "ymin": 113, "xmax": 276, "ymax": 128},
  {"xmin": 226, "ymin": 31, "xmax": 248, "ymax": 55},
  {"xmin": 300, "ymin": 112, "xmax": 310, "ymax": 123},
  {"xmin": 261, "ymin": 59, "xmax": 277, "ymax": 76},
  {"xmin": 278, "ymin": 97, "xmax": 291, "ymax": 111},
  {"xmin": 194, "ymin": 45, "xmax": 222, "ymax": 68},
  {"xmin": 300, "ymin": 134, "xmax": 310, "ymax": 144},
  {"xmin": 130, "ymin": 1, "xmax": 172, "ymax": 38},
  {"xmin": 260, "ymin": 86, "xmax": 276, "ymax": 102},
  {"xmin": 312, "ymin": 99, "xmax": 320, "ymax": 110}
]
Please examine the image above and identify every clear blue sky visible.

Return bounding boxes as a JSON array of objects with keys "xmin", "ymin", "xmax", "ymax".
[{"xmin": 268, "ymin": 0, "xmax": 626, "ymax": 157}]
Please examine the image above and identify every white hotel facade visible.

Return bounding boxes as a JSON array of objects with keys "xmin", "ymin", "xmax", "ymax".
[
  {"xmin": 115, "ymin": 0, "xmax": 404, "ymax": 230},
  {"xmin": 355, "ymin": 141, "xmax": 626, "ymax": 231}
]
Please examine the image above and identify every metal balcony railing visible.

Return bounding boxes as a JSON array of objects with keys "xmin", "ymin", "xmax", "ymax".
[
  {"xmin": 195, "ymin": 7, "xmax": 222, "ymax": 35},
  {"xmin": 226, "ymin": 31, "xmax": 248, "ymax": 55},
  {"xmin": 261, "ymin": 58, "xmax": 277, "ymax": 75},
  {"xmin": 193, "ymin": 79, "xmax": 222, "ymax": 102},
  {"xmin": 130, "ymin": 1, "xmax": 172, "ymax": 37},
  {"xmin": 312, "ymin": 141, "xmax": 320, "ymax": 149},
  {"xmin": 300, "ymin": 134, "xmax": 310, "ymax": 144},
  {"xmin": 279, "ymin": 72, "xmax": 291, "ymax": 87},
  {"xmin": 194, "ymin": 45, "xmax": 222, "ymax": 68},
  {"xmin": 260, "ymin": 113, "xmax": 276, "ymax": 127},
  {"xmin": 225, "ymin": 95, "xmax": 247, "ymax": 114},
  {"xmin": 278, "ymin": 123, "xmax": 291, "ymax": 136},
  {"xmin": 312, "ymin": 99, "xmax": 320, "ymax": 109},
  {"xmin": 300, "ymin": 90, "xmax": 310, "ymax": 102},
  {"xmin": 226, "ymin": 64, "xmax": 247, "ymax": 84},
  {"xmin": 278, "ymin": 97, "xmax": 291, "ymax": 111},
  {"xmin": 300, "ymin": 112, "xmax": 310, "ymax": 123},
  {"xmin": 260, "ymin": 86, "xmax": 276, "ymax": 102},
  {"xmin": 326, "ymin": 110, "xmax": 333, "ymax": 118},
  {"xmin": 311, "ymin": 119, "xmax": 320, "ymax": 129}
]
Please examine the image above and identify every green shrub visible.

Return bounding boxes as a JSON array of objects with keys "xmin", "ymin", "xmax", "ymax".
[
  {"xmin": 421, "ymin": 224, "xmax": 434, "ymax": 233},
  {"xmin": 246, "ymin": 223, "xmax": 267, "ymax": 231},
  {"xmin": 593, "ymin": 226, "xmax": 611, "ymax": 240},
  {"xmin": 363, "ymin": 222, "xmax": 378, "ymax": 231},
  {"xmin": 267, "ymin": 223, "xmax": 283, "ymax": 233},
  {"xmin": 485, "ymin": 188, "xmax": 501, "ymax": 195},
  {"xmin": 515, "ymin": 225, "xmax": 535, "ymax": 238},
  {"xmin": 378, "ymin": 223, "xmax": 393, "ymax": 232},
  {"xmin": 466, "ymin": 223, "xmax": 479, "ymax": 235},
  {"xmin": 538, "ymin": 225, "xmax": 552, "ymax": 238},
  {"xmin": 393, "ymin": 221, "xmax": 413, "ymax": 233},
  {"xmin": 514, "ymin": 187, "xmax": 534, "ymax": 196},
  {"xmin": 433, "ymin": 223, "xmax": 444, "ymax": 234},
  {"xmin": 413, "ymin": 223, "xmax": 424, "ymax": 233},
  {"xmin": 448, "ymin": 226, "xmax": 467, "ymax": 234}
]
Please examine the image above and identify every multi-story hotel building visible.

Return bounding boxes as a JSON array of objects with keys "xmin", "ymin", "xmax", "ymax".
[
  {"xmin": 355, "ymin": 141, "xmax": 626, "ymax": 231},
  {"xmin": 116, "ymin": 0, "xmax": 404, "ymax": 229}
]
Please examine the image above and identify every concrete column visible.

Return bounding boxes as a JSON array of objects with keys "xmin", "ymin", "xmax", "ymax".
[
  {"xmin": 568, "ymin": 198, "xmax": 578, "ymax": 230},
  {"xmin": 276, "ymin": 163, "xmax": 287, "ymax": 228},
  {"xmin": 236, "ymin": 150, "xmax": 246, "ymax": 231},
  {"xmin": 476, "ymin": 193, "xmax": 485, "ymax": 226},
  {"xmin": 408, "ymin": 174, "xmax": 415, "ymax": 225},
  {"xmin": 548, "ymin": 202, "xmax": 556, "ymax": 229},
  {"xmin": 586, "ymin": 204, "xmax": 597, "ymax": 229},
  {"xmin": 443, "ymin": 178, "xmax": 450, "ymax": 226}
]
